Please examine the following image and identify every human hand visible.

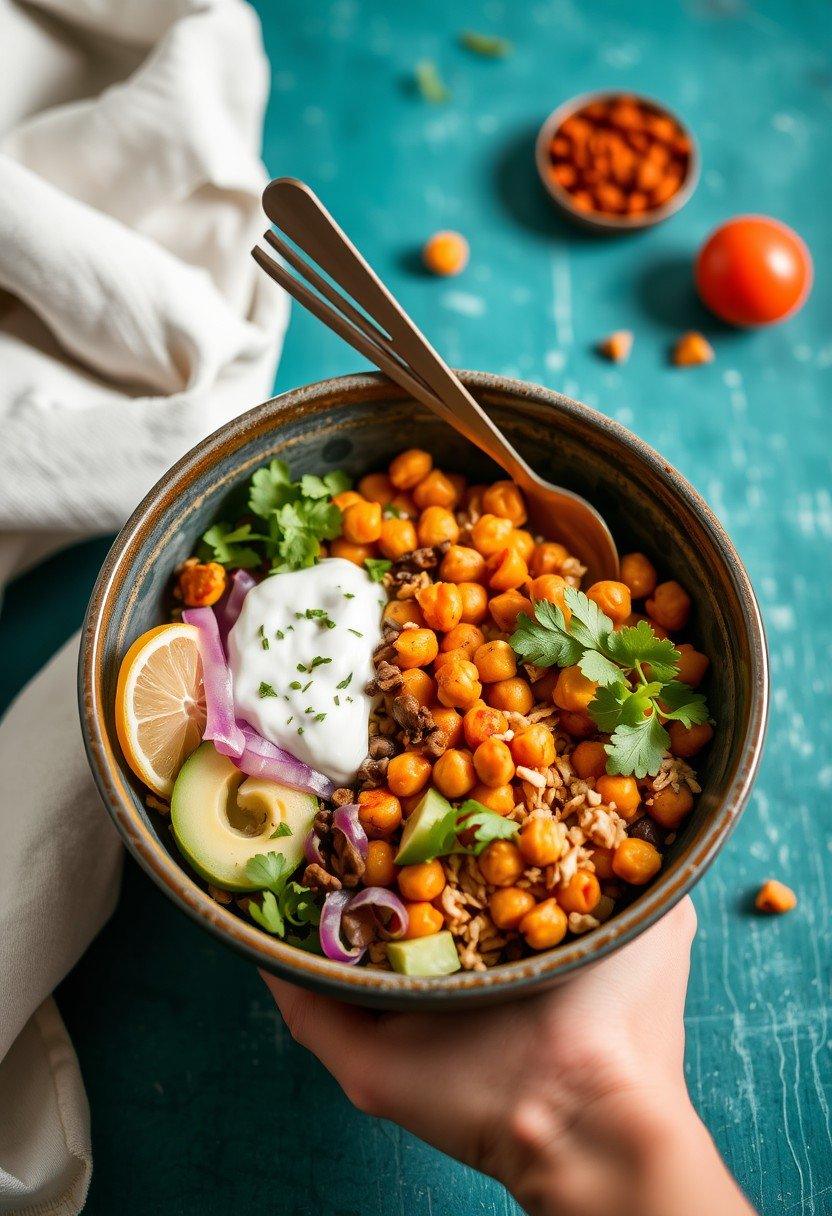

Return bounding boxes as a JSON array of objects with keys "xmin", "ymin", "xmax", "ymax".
[{"xmin": 263, "ymin": 899, "xmax": 754, "ymax": 1216}]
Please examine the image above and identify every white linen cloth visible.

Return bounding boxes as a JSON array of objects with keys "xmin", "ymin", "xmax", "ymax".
[{"xmin": 0, "ymin": 1, "xmax": 288, "ymax": 1211}]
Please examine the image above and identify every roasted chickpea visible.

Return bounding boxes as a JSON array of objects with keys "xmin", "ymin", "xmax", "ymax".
[
  {"xmin": 398, "ymin": 860, "xmax": 446, "ymax": 902},
  {"xmin": 436, "ymin": 658, "xmax": 482, "ymax": 709},
  {"xmin": 383, "ymin": 599, "xmax": 425, "ymax": 628},
  {"xmin": 528, "ymin": 576, "xmax": 571, "ymax": 626},
  {"xmin": 511, "ymin": 723, "xmax": 556, "ymax": 769},
  {"xmin": 473, "ymin": 738, "xmax": 515, "ymax": 787},
  {"xmin": 557, "ymin": 871, "xmax": 601, "ymax": 915},
  {"xmin": 402, "ymin": 901, "xmax": 444, "ymax": 939},
  {"xmin": 430, "ymin": 706, "xmax": 464, "ymax": 749},
  {"xmin": 386, "ymin": 751, "xmax": 432, "ymax": 798},
  {"xmin": 394, "ymin": 627, "xmax": 439, "ymax": 670},
  {"xmin": 509, "ymin": 529, "xmax": 535, "ymax": 562},
  {"xmin": 529, "ymin": 542, "xmax": 569, "ymax": 578},
  {"xmin": 486, "ymin": 546, "xmax": 529, "ymax": 592},
  {"xmin": 589, "ymin": 846, "xmax": 615, "ymax": 881},
  {"xmin": 586, "ymin": 580, "xmax": 631, "ymax": 625},
  {"xmin": 620, "ymin": 552, "xmax": 657, "ymax": 600},
  {"xmin": 553, "ymin": 666, "xmax": 597, "ymax": 713},
  {"xmin": 668, "ymin": 721, "xmax": 714, "ymax": 758},
  {"xmin": 457, "ymin": 581, "xmax": 489, "ymax": 624},
  {"xmin": 489, "ymin": 887, "xmax": 536, "ymax": 930},
  {"xmin": 358, "ymin": 472, "xmax": 395, "ymax": 504},
  {"xmin": 412, "ymin": 469, "xmax": 459, "ymax": 510},
  {"xmin": 471, "ymin": 782, "xmax": 516, "ymax": 814},
  {"xmin": 439, "ymin": 544, "xmax": 487, "ymax": 584},
  {"xmin": 487, "ymin": 677, "xmax": 534, "ymax": 715},
  {"xmin": 378, "ymin": 517, "xmax": 418, "ymax": 560},
  {"xmin": 755, "ymin": 880, "xmax": 797, "ymax": 915},
  {"xmin": 433, "ymin": 648, "xmax": 469, "ymax": 672},
  {"xmin": 441, "ymin": 623, "xmax": 486, "ymax": 659},
  {"xmin": 645, "ymin": 581, "xmax": 691, "ymax": 631},
  {"xmin": 571, "ymin": 740, "xmax": 608, "ymax": 781},
  {"xmin": 357, "ymin": 788, "xmax": 403, "ymax": 838},
  {"xmin": 675, "ymin": 643, "xmax": 710, "ymax": 688},
  {"xmin": 463, "ymin": 703, "xmax": 508, "ymax": 749},
  {"xmin": 364, "ymin": 839, "xmax": 397, "ymax": 887},
  {"xmin": 558, "ymin": 710, "xmax": 596, "ymax": 739},
  {"xmin": 471, "ymin": 513, "xmax": 515, "ymax": 557},
  {"xmin": 519, "ymin": 899, "xmax": 568, "ymax": 950},
  {"xmin": 596, "ymin": 774, "xmax": 641, "ymax": 820},
  {"xmin": 388, "ymin": 492, "xmax": 418, "ymax": 519},
  {"xmin": 489, "ymin": 589, "xmax": 534, "ymax": 633},
  {"xmin": 532, "ymin": 668, "xmax": 559, "ymax": 702},
  {"xmin": 330, "ymin": 538, "xmax": 375, "ymax": 565},
  {"xmin": 650, "ymin": 786, "xmax": 694, "ymax": 830},
  {"xmin": 332, "ymin": 489, "xmax": 364, "ymax": 511},
  {"xmin": 389, "ymin": 448, "xmax": 433, "ymax": 490},
  {"xmin": 417, "ymin": 506, "xmax": 459, "ymax": 548},
  {"xmin": 432, "ymin": 747, "xmax": 477, "ymax": 799},
  {"xmin": 613, "ymin": 838, "xmax": 662, "ymax": 885},
  {"xmin": 342, "ymin": 499, "xmax": 382, "ymax": 544},
  {"xmin": 178, "ymin": 561, "xmax": 226, "ymax": 607},
  {"xmin": 416, "ymin": 582, "xmax": 463, "ymax": 633},
  {"xmin": 478, "ymin": 840, "xmax": 524, "ymax": 887},
  {"xmin": 519, "ymin": 817, "xmax": 563, "ymax": 867},
  {"xmin": 399, "ymin": 667, "xmax": 436, "ymax": 707},
  {"xmin": 464, "ymin": 484, "xmax": 487, "ymax": 514},
  {"xmin": 482, "ymin": 480, "xmax": 528, "ymax": 526},
  {"xmin": 422, "ymin": 230, "xmax": 469, "ymax": 277},
  {"xmin": 474, "ymin": 639, "xmax": 517, "ymax": 684}
]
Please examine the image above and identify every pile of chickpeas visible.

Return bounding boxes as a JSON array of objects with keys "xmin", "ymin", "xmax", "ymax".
[{"xmin": 329, "ymin": 449, "xmax": 713, "ymax": 958}]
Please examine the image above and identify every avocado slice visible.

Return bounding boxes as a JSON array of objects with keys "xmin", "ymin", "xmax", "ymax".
[
  {"xmin": 387, "ymin": 932, "xmax": 461, "ymax": 976},
  {"xmin": 170, "ymin": 742, "xmax": 317, "ymax": 891},
  {"xmin": 394, "ymin": 787, "xmax": 454, "ymax": 865}
]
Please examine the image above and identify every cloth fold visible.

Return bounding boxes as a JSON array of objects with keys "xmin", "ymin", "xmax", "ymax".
[{"xmin": 0, "ymin": 1, "xmax": 288, "ymax": 1211}]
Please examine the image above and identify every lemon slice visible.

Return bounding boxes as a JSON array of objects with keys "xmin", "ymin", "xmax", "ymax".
[{"xmin": 115, "ymin": 623, "xmax": 207, "ymax": 798}]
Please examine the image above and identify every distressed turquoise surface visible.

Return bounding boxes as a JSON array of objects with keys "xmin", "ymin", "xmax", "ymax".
[{"xmin": 1, "ymin": 1, "xmax": 829, "ymax": 1212}]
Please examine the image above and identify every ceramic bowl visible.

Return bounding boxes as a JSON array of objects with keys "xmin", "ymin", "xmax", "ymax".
[
  {"xmin": 535, "ymin": 90, "xmax": 700, "ymax": 233},
  {"xmin": 79, "ymin": 372, "xmax": 767, "ymax": 1009}
]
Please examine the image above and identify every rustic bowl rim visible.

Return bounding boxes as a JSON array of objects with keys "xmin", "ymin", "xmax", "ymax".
[
  {"xmin": 79, "ymin": 371, "xmax": 768, "ymax": 1005},
  {"xmin": 535, "ymin": 88, "xmax": 701, "ymax": 233}
]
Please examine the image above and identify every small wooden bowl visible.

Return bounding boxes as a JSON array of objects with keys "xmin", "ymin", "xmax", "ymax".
[
  {"xmin": 535, "ymin": 89, "xmax": 700, "ymax": 233},
  {"xmin": 79, "ymin": 372, "xmax": 767, "ymax": 1010}
]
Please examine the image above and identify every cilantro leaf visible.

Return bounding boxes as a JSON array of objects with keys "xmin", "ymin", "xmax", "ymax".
[
  {"xmin": 365, "ymin": 558, "xmax": 392, "ymax": 583},
  {"xmin": 200, "ymin": 523, "xmax": 262, "ymax": 569},
  {"xmin": 269, "ymin": 823, "xmax": 293, "ymax": 840},
  {"xmin": 249, "ymin": 890, "xmax": 284, "ymax": 936},
  {"xmin": 658, "ymin": 682, "xmax": 710, "ymax": 727},
  {"xmin": 578, "ymin": 649, "xmax": 623, "ymax": 687},
  {"xmin": 300, "ymin": 471, "xmax": 352, "ymax": 499},
  {"xmin": 587, "ymin": 682, "xmax": 631, "ymax": 732},
  {"xmin": 245, "ymin": 851, "xmax": 290, "ymax": 893},
  {"xmin": 606, "ymin": 621, "xmax": 680, "ymax": 683},
  {"xmin": 563, "ymin": 587, "xmax": 615, "ymax": 652},
  {"xmin": 282, "ymin": 881, "xmax": 321, "ymax": 928},
  {"xmin": 457, "ymin": 801, "xmax": 520, "ymax": 854},
  {"xmin": 510, "ymin": 603, "xmax": 583, "ymax": 668},
  {"xmin": 605, "ymin": 712, "xmax": 669, "ymax": 779},
  {"xmin": 248, "ymin": 460, "xmax": 295, "ymax": 518}
]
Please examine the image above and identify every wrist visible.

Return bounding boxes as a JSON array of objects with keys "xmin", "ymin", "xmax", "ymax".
[{"xmin": 498, "ymin": 1080, "xmax": 753, "ymax": 1216}]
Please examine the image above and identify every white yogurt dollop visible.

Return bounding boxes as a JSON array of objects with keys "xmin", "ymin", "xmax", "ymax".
[{"xmin": 228, "ymin": 558, "xmax": 384, "ymax": 785}]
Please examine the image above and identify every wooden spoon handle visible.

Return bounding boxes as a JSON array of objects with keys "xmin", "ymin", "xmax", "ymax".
[{"xmin": 261, "ymin": 177, "xmax": 539, "ymax": 487}]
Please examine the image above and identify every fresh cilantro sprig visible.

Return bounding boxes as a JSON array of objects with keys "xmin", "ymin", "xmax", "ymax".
[
  {"xmin": 200, "ymin": 459, "xmax": 350, "ymax": 574},
  {"xmin": 510, "ymin": 587, "xmax": 710, "ymax": 779},
  {"xmin": 244, "ymin": 851, "xmax": 320, "ymax": 939},
  {"xmin": 365, "ymin": 557, "xmax": 392, "ymax": 583},
  {"xmin": 407, "ymin": 799, "xmax": 519, "ymax": 864}
]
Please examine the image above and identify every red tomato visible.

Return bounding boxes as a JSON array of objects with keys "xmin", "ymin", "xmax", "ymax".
[{"xmin": 695, "ymin": 215, "xmax": 812, "ymax": 327}]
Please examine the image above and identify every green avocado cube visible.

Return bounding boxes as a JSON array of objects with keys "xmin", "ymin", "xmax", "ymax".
[{"xmin": 387, "ymin": 931, "xmax": 461, "ymax": 976}]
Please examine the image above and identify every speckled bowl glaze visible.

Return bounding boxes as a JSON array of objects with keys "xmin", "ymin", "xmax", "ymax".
[{"xmin": 79, "ymin": 372, "xmax": 767, "ymax": 1009}]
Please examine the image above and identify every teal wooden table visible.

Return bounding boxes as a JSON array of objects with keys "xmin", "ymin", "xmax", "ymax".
[{"xmin": 1, "ymin": 1, "xmax": 829, "ymax": 1212}]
